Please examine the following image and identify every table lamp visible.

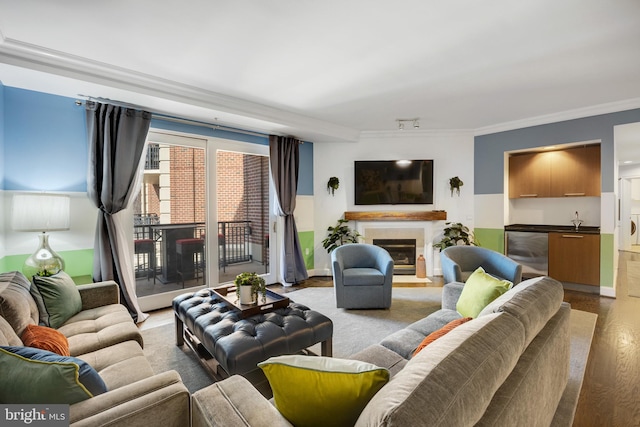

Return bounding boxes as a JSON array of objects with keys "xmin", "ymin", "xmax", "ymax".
[{"xmin": 11, "ymin": 193, "xmax": 71, "ymax": 278}]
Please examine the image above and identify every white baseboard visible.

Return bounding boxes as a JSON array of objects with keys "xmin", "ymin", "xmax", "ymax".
[{"xmin": 600, "ymin": 286, "xmax": 616, "ymax": 298}]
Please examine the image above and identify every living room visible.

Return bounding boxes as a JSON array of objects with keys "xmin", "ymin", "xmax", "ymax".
[{"xmin": 1, "ymin": 2, "xmax": 640, "ymax": 426}]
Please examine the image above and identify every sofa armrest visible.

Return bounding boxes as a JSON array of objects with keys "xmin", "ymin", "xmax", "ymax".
[
  {"xmin": 70, "ymin": 370, "xmax": 189, "ymax": 427},
  {"xmin": 442, "ymin": 281, "xmax": 465, "ymax": 310},
  {"xmin": 192, "ymin": 375, "xmax": 293, "ymax": 427},
  {"xmin": 77, "ymin": 281, "xmax": 120, "ymax": 310}
]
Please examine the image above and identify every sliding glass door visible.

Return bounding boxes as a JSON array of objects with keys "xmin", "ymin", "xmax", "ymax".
[
  {"xmin": 134, "ymin": 132, "xmax": 209, "ymax": 311},
  {"xmin": 133, "ymin": 131, "xmax": 274, "ymax": 311},
  {"xmin": 216, "ymin": 149, "xmax": 272, "ymax": 285}
]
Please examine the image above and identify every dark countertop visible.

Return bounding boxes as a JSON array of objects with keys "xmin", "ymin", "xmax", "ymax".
[{"xmin": 505, "ymin": 224, "xmax": 600, "ymax": 234}]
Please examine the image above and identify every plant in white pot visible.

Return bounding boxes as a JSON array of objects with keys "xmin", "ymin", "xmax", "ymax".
[{"xmin": 234, "ymin": 272, "xmax": 267, "ymax": 305}]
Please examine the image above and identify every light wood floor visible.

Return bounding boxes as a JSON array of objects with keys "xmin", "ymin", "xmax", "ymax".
[{"xmin": 142, "ymin": 254, "xmax": 640, "ymax": 426}]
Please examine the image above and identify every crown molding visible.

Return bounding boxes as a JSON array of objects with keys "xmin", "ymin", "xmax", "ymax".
[
  {"xmin": 475, "ymin": 98, "xmax": 640, "ymax": 136},
  {"xmin": 359, "ymin": 129, "xmax": 474, "ymax": 139},
  {"xmin": 0, "ymin": 34, "xmax": 360, "ymax": 142}
]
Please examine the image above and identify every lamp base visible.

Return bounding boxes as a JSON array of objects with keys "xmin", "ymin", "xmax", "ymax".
[{"xmin": 22, "ymin": 232, "xmax": 65, "ymax": 279}]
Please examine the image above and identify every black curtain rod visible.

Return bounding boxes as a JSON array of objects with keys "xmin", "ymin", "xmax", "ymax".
[{"xmin": 75, "ymin": 95, "xmax": 272, "ymax": 139}]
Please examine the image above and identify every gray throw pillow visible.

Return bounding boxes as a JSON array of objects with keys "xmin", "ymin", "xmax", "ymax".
[{"xmin": 31, "ymin": 271, "xmax": 82, "ymax": 329}]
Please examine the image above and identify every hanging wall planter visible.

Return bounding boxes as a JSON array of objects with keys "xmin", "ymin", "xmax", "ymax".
[
  {"xmin": 449, "ymin": 176, "xmax": 463, "ymax": 196},
  {"xmin": 327, "ymin": 177, "xmax": 340, "ymax": 196}
]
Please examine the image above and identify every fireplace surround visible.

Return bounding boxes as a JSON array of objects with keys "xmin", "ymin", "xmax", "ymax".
[{"xmin": 373, "ymin": 238, "xmax": 417, "ymax": 275}]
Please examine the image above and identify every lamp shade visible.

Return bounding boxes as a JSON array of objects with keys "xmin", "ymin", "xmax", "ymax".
[{"xmin": 12, "ymin": 194, "xmax": 71, "ymax": 232}]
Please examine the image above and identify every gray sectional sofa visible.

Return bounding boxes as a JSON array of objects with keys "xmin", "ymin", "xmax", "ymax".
[
  {"xmin": 0, "ymin": 271, "xmax": 190, "ymax": 427},
  {"xmin": 190, "ymin": 276, "xmax": 572, "ymax": 427}
]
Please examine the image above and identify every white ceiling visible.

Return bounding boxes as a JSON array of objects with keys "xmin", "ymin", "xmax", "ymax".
[{"xmin": 1, "ymin": 0, "xmax": 639, "ymax": 147}]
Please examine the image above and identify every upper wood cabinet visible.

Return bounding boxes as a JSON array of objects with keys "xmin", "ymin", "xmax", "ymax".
[
  {"xmin": 508, "ymin": 152, "xmax": 551, "ymax": 198},
  {"xmin": 509, "ymin": 144, "xmax": 600, "ymax": 199},
  {"xmin": 549, "ymin": 145, "xmax": 601, "ymax": 197}
]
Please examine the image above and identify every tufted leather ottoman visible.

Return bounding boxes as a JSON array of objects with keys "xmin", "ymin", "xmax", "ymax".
[{"xmin": 172, "ymin": 288, "xmax": 333, "ymax": 378}]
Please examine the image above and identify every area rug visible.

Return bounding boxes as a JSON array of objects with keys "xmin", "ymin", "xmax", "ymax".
[{"xmin": 142, "ymin": 285, "xmax": 597, "ymax": 423}]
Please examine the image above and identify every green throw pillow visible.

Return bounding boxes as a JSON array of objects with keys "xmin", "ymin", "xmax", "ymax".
[
  {"xmin": 0, "ymin": 346, "xmax": 107, "ymax": 404},
  {"xmin": 30, "ymin": 271, "xmax": 82, "ymax": 329},
  {"xmin": 259, "ymin": 355, "xmax": 389, "ymax": 427},
  {"xmin": 456, "ymin": 267, "xmax": 513, "ymax": 318}
]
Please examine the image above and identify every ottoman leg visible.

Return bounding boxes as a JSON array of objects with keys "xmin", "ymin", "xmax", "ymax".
[
  {"xmin": 175, "ymin": 313, "xmax": 185, "ymax": 346},
  {"xmin": 321, "ymin": 338, "xmax": 333, "ymax": 357}
]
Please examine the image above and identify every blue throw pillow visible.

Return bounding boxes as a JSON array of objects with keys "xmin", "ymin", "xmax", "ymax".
[{"xmin": 0, "ymin": 346, "xmax": 108, "ymax": 404}]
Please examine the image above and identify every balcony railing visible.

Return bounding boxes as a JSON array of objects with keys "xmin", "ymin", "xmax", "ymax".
[
  {"xmin": 145, "ymin": 144, "xmax": 160, "ymax": 170},
  {"xmin": 133, "ymin": 219, "xmax": 254, "ymax": 280},
  {"xmin": 218, "ymin": 221, "xmax": 252, "ymax": 270}
]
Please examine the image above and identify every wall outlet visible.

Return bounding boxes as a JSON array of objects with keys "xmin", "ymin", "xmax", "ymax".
[{"xmin": 305, "ymin": 248, "xmax": 310, "ymax": 255}]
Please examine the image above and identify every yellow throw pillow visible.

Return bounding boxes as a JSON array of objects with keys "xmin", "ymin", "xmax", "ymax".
[
  {"xmin": 258, "ymin": 355, "xmax": 389, "ymax": 427},
  {"xmin": 456, "ymin": 267, "xmax": 513, "ymax": 318}
]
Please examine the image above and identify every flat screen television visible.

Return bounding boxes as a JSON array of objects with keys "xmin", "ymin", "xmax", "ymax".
[{"xmin": 354, "ymin": 160, "xmax": 434, "ymax": 205}]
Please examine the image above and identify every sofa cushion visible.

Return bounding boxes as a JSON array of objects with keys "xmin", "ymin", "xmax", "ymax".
[
  {"xmin": 456, "ymin": 267, "xmax": 512, "ymax": 318},
  {"xmin": 0, "ymin": 314, "xmax": 23, "ymax": 346},
  {"xmin": 412, "ymin": 316, "xmax": 473, "ymax": 357},
  {"xmin": 380, "ymin": 308, "xmax": 462, "ymax": 359},
  {"xmin": 57, "ymin": 304, "xmax": 143, "ymax": 356},
  {"xmin": 21, "ymin": 324, "xmax": 70, "ymax": 356},
  {"xmin": 76, "ymin": 340, "xmax": 154, "ymax": 390},
  {"xmin": 355, "ymin": 312, "xmax": 526, "ymax": 427},
  {"xmin": 0, "ymin": 271, "xmax": 39, "ymax": 336},
  {"xmin": 260, "ymin": 355, "xmax": 390, "ymax": 427},
  {"xmin": 478, "ymin": 276, "xmax": 564, "ymax": 347},
  {"xmin": 31, "ymin": 271, "xmax": 83, "ymax": 329},
  {"xmin": 350, "ymin": 344, "xmax": 408, "ymax": 377},
  {"xmin": 0, "ymin": 345, "xmax": 107, "ymax": 404}
]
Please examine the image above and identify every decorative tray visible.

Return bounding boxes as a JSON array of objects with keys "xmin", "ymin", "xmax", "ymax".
[{"xmin": 210, "ymin": 285, "xmax": 290, "ymax": 319}]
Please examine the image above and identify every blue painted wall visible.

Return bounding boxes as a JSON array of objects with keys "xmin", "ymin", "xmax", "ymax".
[
  {"xmin": 474, "ymin": 109, "xmax": 640, "ymax": 195},
  {"xmin": 150, "ymin": 118, "xmax": 269, "ymax": 146},
  {"xmin": 0, "ymin": 87, "xmax": 314, "ymax": 196},
  {"xmin": 298, "ymin": 141, "xmax": 314, "ymax": 196},
  {"xmin": 4, "ymin": 87, "xmax": 87, "ymax": 191}
]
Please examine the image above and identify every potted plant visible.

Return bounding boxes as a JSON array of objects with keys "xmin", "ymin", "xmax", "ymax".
[
  {"xmin": 234, "ymin": 272, "xmax": 267, "ymax": 305},
  {"xmin": 327, "ymin": 177, "xmax": 340, "ymax": 195},
  {"xmin": 433, "ymin": 222, "xmax": 479, "ymax": 251},
  {"xmin": 449, "ymin": 176, "xmax": 463, "ymax": 196},
  {"xmin": 322, "ymin": 218, "xmax": 361, "ymax": 253}
]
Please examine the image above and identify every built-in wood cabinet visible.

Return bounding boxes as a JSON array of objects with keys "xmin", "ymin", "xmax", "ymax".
[
  {"xmin": 548, "ymin": 232, "xmax": 600, "ymax": 286},
  {"xmin": 508, "ymin": 152, "xmax": 551, "ymax": 198},
  {"xmin": 549, "ymin": 145, "xmax": 600, "ymax": 197},
  {"xmin": 509, "ymin": 144, "xmax": 600, "ymax": 199}
]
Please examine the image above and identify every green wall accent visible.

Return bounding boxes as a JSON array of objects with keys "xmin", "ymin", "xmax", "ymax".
[
  {"xmin": 474, "ymin": 228, "xmax": 505, "ymax": 253},
  {"xmin": 600, "ymin": 233, "xmax": 614, "ymax": 288},
  {"xmin": 0, "ymin": 249, "xmax": 94, "ymax": 278},
  {"xmin": 298, "ymin": 231, "xmax": 315, "ymax": 270}
]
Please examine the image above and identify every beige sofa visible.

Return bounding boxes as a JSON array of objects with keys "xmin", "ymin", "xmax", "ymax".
[
  {"xmin": 191, "ymin": 276, "xmax": 571, "ymax": 427},
  {"xmin": 0, "ymin": 271, "xmax": 190, "ymax": 427}
]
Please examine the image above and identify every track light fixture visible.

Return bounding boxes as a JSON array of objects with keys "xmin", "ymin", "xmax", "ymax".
[{"xmin": 396, "ymin": 118, "xmax": 420, "ymax": 130}]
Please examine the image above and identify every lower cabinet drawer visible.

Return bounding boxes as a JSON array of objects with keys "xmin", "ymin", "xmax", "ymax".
[{"xmin": 548, "ymin": 232, "xmax": 600, "ymax": 286}]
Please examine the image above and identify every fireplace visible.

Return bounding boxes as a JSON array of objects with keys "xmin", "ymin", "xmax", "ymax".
[{"xmin": 373, "ymin": 238, "xmax": 416, "ymax": 275}]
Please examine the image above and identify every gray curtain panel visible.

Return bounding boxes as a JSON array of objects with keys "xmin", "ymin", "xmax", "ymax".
[
  {"xmin": 86, "ymin": 101, "xmax": 152, "ymax": 321},
  {"xmin": 269, "ymin": 135, "xmax": 309, "ymax": 284}
]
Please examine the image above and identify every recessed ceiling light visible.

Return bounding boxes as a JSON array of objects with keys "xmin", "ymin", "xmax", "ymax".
[{"xmin": 623, "ymin": 160, "xmax": 633, "ymax": 164}]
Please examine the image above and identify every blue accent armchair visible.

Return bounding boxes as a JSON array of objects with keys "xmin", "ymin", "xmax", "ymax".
[
  {"xmin": 331, "ymin": 243, "xmax": 394, "ymax": 309},
  {"xmin": 440, "ymin": 246, "xmax": 522, "ymax": 285}
]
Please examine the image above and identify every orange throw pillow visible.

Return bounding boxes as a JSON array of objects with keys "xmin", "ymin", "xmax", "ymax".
[
  {"xmin": 412, "ymin": 317, "xmax": 473, "ymax": 358},
  {"xmin": 21, "ymin": 324, "xmax": 70, "ymax": 356}
]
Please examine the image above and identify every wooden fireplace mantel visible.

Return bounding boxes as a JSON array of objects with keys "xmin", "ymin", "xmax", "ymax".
[{"xmin": 344, "ymin": 210, "xmax": 447, "ymax": 221}]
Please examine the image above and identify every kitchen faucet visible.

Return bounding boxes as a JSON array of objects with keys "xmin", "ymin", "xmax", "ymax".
[{"xmin": 572, "ymin": 211, "xmax": 583, "ymax": 230}]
